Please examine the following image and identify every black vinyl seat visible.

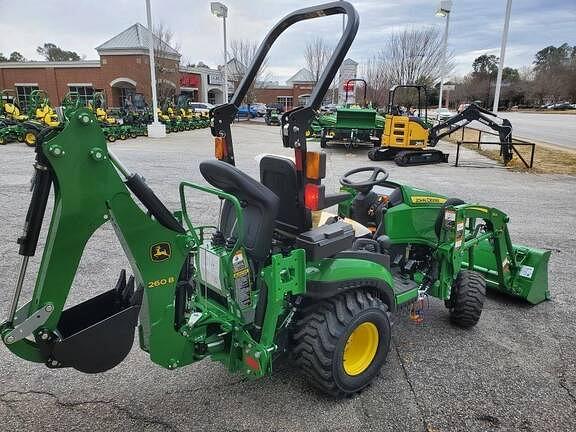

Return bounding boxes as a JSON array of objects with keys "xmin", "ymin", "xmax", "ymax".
[
  {"xmin": 259, "ymin": 155, "xmax": 311, "ymax": 235},
  {"xmin": 199, "ymin": 160, "xmax": 279, "ymax": 263}
]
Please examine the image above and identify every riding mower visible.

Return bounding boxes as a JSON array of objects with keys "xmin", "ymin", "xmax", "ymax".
[
  {"xmin": 0, "ymin": 119, "xmax": 25, "ymax": 145},
  {"xmin": 1, "ymin": 2, "xmax": 550, "ymax": 398},
  {"xmin": 0, "ymin": 89, "xmax": 41, "ymax": 146},
  {"xmin": 368, "ymin": 85, "xmax": 514, "ymax": 166},
  {"xmin": 88, "ymin": 92, "xmax": 130, "ymax": 142},
  {"xmin": 264, "ymin": 107, "xmax": 280, "ymax": 126},
  {"xmin": 16, "ymin": 89, "xmax": 62, "ymax": 146}
]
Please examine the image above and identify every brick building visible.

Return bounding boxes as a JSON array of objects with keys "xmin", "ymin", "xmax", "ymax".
[
  {"xmin": 0, "ymin": 23, "xmax": 225, "ymax": 110},
  {"xmin": 253, "ymin": 68, "xmax": 316, "ymax": 110}
]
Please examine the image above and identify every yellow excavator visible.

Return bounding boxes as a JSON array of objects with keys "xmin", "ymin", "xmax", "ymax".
[{"xmin": 368, "ymin": 85, "xmax": 513, "ymax": 166}]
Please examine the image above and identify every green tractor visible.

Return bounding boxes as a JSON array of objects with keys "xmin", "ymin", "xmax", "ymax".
[
  {"xmin": 318, "ymin": 79, "xmax": 383, "ymax": 149},
  {"xmin": 0, "ymin": 2, "xmax": 549, "ymax": 398}
]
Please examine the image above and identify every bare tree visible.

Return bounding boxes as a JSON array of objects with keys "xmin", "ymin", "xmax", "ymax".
[
  {"xmin": 362, "ymin": 27, "xmax": 454, "ymax": 107},
  {"xmin": 304, "ymin": 36, "xmax": 331, "ymax": 83},
  {"xmin": 228, "ymin": 39, "xmax": 268, "ymax": 106},
  {"xmin": 154, "ymin": 23, "xmax": 181, "ymax": 106}
]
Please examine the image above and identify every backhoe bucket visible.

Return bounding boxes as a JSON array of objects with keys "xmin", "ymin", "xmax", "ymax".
[
  {"xmin": 465, "ymin": 240, "xmax": 551, "ymax": 305},
  {"xmin": 40, "ymin": 270, "xmax": 142, "ymax": 373}
]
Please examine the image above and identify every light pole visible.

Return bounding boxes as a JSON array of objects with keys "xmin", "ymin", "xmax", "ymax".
[
  {"xmin": 492, "ymin": 0, "xmax": 512, "ymax": 113},
  {"xmin": 145, "ymin": 0, "xmax": 165, "ymax": 138},
  {"xmin": 436, "ymin": 0, "xmax": 452, "ymax": 110},
  {"xmin": 211, "ymin": 2, "xmax": 228, "ymax": 104}
]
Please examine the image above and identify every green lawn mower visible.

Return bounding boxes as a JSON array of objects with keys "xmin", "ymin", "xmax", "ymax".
[
  {"xmin": 265, "ymin": 107, "xmax": 280, "ymax": 126},
  {"xmin": 1, "ymin": 2, "xmax": 550, "ymax": 398},
  {"xmin": 0, "ymin": 119, "xmax": 25, "ymax": 145}
]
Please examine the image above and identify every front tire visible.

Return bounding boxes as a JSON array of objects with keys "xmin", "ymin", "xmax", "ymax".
[
  {"xmin": 292, "ymin": 290, "xmax": 391, "ymax": 397},
  {"xmin": 446, "ymin": 270, "xmax": 486, "ymax": 328}
]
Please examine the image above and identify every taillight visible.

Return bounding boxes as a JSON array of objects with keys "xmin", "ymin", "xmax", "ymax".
[{"xmin": 305, "ymin": 183, "xmax": 321, "ymax": 210}]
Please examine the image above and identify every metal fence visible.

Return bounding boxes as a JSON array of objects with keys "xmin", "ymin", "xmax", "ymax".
[{"xmin": 449, "ymin": 126, "xmax": 536, "ymax": 169}]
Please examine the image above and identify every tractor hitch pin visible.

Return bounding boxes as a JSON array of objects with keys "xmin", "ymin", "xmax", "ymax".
[
  {"xmin": 7, "ymin": 256, "xmax": 30, "ymax": 325},
  {"xmin": 108, "ymin": 150, "xmax": 133, "ymax": 179}
]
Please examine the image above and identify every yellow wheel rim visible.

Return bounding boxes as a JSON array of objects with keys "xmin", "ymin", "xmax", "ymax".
[
  {"xmin": 25, "ymin": 132, "xmax": 36, "ymax": 145},
  {"xmin": 305, "ymin": 130, "xmax": 311, "ymax": 137},
  {"xmin": 343, "ymin": 322, "xmax": 379, "ymax": 376}
]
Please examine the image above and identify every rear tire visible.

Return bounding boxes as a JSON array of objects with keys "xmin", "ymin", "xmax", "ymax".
[
  {"xmin": 291, "ymin": 290, "xmax": 391, "ymax": 397},
  {"xmin": 446, "ymin": 270, "xmax": 486, "ymax": 328}
]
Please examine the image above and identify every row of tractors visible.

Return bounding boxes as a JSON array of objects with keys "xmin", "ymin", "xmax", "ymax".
[{"xmin": 0, "ymin": 90, "xmax": 211, "ymax": 146}]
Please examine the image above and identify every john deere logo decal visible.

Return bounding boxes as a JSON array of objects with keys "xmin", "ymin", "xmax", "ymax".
[{"xmin": 151, "ymin": 242, "xmax": 171, "ymax": 262}]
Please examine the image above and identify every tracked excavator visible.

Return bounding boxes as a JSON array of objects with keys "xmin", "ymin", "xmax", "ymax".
[{"xmin": 368, "ymin": 85, "xmax": 514, "ymax": 166}]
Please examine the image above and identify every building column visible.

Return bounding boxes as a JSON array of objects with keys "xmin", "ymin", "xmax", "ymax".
[{"xmin": 200, "ymin": 73, "xmax": 209, "ymax": 103}]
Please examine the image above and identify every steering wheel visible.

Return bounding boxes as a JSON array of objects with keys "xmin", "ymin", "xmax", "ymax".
[{"xmin": 340, "ymin": 166, "xmax": 389, "ymax": 193}]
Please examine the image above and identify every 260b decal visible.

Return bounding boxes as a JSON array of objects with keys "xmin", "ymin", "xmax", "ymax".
[{"xmin": 147, "ymin": 276, "xmax": 176, "ymax": 288}]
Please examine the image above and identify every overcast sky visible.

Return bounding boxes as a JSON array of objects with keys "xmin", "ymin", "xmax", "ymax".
[{"xmin": 0, "ymin": 0, "xmax": 574, "ymax": 83}]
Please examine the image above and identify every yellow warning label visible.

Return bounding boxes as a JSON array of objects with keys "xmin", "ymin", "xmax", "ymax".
[{"xmin": 411, "ymin": 196, "xmax": 447, "ymax": 204}]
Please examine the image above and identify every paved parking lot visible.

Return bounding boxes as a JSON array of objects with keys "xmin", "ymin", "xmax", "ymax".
[{"xmin": 1, "ymin": 123, "xmax": 575, "ymax": 432}]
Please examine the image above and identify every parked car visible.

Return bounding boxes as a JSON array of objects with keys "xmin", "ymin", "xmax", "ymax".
[
  {"xmin": 551, "ymin": 102, "xmax": 572, "ymax": 110},
  {"xmin": 188, "ymin": 102, "xmax": 215, "ymax": 113},
  {"xmin": 237, "ymin": 105, "xmax": 258, "ymax": 118},
  {"xmin": 252, "ymin": 103, "xmax": 267, "ymax": 117},
  {"xmin": 436, "ymin": 107, "xmax": 455, "ymax": 121}
]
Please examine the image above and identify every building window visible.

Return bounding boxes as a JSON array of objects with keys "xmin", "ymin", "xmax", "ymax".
[
  {"xmin": 68, "ymin": 86, "xmax": 94, "ymax": 107},
  {"xmin": 15, "ymin": 85, "xmax": 39, "ymax": 111},
  {"xmin": 208, "ymin": 91, "xmax": 216, "ymax": 105},
  {"xmin": 277, "ymin": 96, "xmax": 293, "ymax": 110}
]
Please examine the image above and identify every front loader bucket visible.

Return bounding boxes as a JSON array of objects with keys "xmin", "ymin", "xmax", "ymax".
[
  {"xmin": 39, "ymin": 270, "xmax": 142, "ymax": 373},
  {"xmin": 465, "ymin": 240, "xmax": 551, "ymax": 305}
]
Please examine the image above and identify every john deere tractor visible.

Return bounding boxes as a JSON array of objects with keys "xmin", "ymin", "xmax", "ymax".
[{"xmin": 1, "ymin": 2, "xmax": 550, "ymax": 398}]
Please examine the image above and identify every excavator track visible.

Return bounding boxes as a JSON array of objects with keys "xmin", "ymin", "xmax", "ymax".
[{"xmin": 393, "ymin": 149, "xmax": 449, "ymax": 166}]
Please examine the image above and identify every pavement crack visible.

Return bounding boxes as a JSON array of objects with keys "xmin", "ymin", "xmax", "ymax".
[
  {"xmin": 393, "ymin": 341, "xmax": 431, "ymax": 432},
  {"xmin": 0, "ymin": 390, "xmax": 178, "ymax": 431},
  {"xmin": 557, "ymin": 366, "xmax": 576, "ymax": 406}
]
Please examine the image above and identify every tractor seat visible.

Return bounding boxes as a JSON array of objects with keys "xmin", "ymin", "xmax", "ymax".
[
  {"xmin": 199, "ymin": 160, "xmax": 280, "ymax": 263},
  {"xmin": 259, "ymin": 155, "xmax": 311, "ymax": 235}
]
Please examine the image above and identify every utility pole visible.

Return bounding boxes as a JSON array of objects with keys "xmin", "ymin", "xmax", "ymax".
[
  {"xmin": 145, "ymin": 0, "xmax": 166, "ymax": 137},
  {"xmin": 492, "ymin": 0, "xmax": 512, "ymax": 113}
]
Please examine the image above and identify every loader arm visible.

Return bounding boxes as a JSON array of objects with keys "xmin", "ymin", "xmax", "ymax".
[
  {"xmin": 427, "ymin": 104, "xmax": 513, "ymax": 163},
  {"xmin": 435, "ymin": 203, "xmax": 550, "ymax": 304}
]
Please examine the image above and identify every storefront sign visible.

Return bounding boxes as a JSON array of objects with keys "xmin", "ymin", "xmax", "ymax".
[
  {"xmin": 208, "ymin": 73, "xmax": 224, "ymax": 85},
  {"xmin": 180, "ymin": 73, "xmax": 200, "ymax": 88}
]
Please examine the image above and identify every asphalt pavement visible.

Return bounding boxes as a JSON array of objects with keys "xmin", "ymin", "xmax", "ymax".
[{"xmin": 0, "ymin": 124, "xmax": 575, "ymax": 432}]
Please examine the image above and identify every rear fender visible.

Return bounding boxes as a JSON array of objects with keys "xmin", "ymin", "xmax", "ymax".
[{"xmin": 305, "ymin": 257, "xmax": 395, "ymax": 311}]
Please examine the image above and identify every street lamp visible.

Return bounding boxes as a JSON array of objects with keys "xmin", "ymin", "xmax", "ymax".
[
  {"xmin": 145, "ymin": 0, "xmax": 166, "ymax": 137},
  {"xmin": 211, "ymin": 2, "xmax": 228, "ymax": 104},
  {"xmin": 436, "ymin": 0, "xmax": 452, "ymax": 110}
]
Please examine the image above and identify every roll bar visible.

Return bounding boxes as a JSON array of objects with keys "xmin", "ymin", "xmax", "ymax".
[
  {"xmin": 387, "ymin": 85, "xmax": 428, "ymax": 120},
  {"xmin": 210, "ymin": 1, "xmax": 359, "ymax": 164}
]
